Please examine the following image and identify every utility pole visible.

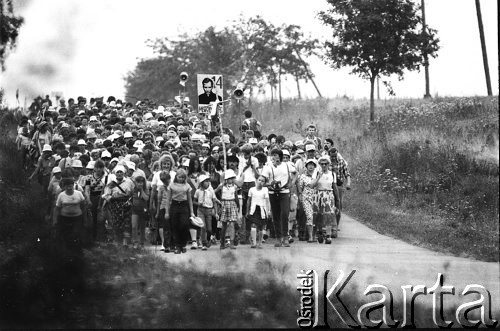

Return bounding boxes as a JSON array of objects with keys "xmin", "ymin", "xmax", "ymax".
[
  {"xmin": 475, "ymin": 0, "xmax": 492, "ymax": 96},
  {"xmin": 421, "ymin": 0, "xmax": 431, "ymax": 98}
]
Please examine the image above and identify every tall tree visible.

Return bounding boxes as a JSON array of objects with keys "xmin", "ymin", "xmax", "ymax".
[
  {"xmin": 0, "ymin": 0, "xmax": 24, "ymax": 71},
  {"xmin": 474, "ymin": 0, "xmax": 492, "ymax": 96},
  {"xmin": 318, "ymin": 0, "xmax": 439, "ymax": 121}
]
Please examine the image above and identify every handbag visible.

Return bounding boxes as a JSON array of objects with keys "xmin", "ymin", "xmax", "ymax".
[{"xmin": 113, "ymin": 181, "xmax": 133, "ymax": 210}]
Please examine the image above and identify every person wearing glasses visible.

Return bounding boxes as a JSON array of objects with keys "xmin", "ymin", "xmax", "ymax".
[{"xmin": 310, "ymin": 156, "xmax": 340, "ymax": 244}]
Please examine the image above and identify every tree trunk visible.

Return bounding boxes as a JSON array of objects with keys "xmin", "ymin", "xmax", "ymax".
[
  {"xmin": 422, "ymin": 0, "xmax": 431, "ymax": 98},
  {"xmin": 293, "ymin": 47, "xmax": 322, "ymax": 98},
  {"xmin": 370, "ymin": 76, "xmax": 376, "ymax": 122},
  {"xmin": 278, "ymin": 63, "xmax": 283, "ymax": 111},
  {"xmin": 295, "ymin": 75, "xmax": 302, "ymax": 100},
  {"xmin": 475, "ymin": 0, "xmax": 492, "ymax": 96},
  {"xmin": 249, "ymin": 87, "xmax": 253, "ymax": 107},
  {"xmin": 270, "ymin": 84, "xmax": 274, "ymax": 104},
  {"xmin": 376, "ymin": 76, "xmax": 380, "ymax": 100}
]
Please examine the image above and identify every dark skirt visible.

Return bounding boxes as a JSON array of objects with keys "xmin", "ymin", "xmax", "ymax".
[{"xmin": 246, "ymin": 206, "xmax": 267, "ymax": 228}]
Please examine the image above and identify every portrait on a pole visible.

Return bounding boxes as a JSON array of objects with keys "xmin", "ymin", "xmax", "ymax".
[{"xmin": 197, "ymin": 74, "xmax": 223, "ymax": 114}]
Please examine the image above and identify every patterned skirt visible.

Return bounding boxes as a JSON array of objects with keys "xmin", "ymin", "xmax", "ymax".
[
  {"xmin": 313, "ymin": 190, "xmax": 337, "ymax": 227},
  {"xmin": 106, "ymin": 196, "xmax": 132, "ymax": 233},
  {"xmin": 220, "ymin": 200, "xmax": 238, "ymax": 223}
]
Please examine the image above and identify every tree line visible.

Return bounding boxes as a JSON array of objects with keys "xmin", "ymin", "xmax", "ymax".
[
  {"xmin": 124, "ymin": 16, "xmax": 320, "ymax": 111},
  {"xmin": 2, "ymin": 0, "xmax": 494, "ymax": 121}
]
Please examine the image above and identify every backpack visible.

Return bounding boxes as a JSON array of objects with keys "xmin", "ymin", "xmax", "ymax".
[{"xmin": 244, "ymin": 118, "xmax": 260, "ymax": 132}]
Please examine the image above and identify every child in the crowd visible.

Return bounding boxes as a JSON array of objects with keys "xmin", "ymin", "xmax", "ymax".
[
  {"xmin": 246, "ymin": 175, "xmax": 270, "ymax": 249},
  {"xmin": 193, "ymin": 174, "xmax": 220, "ymax": 250},
  {"xmin": 156, "ymin": 170, "xmax": 171, "ymax": 252},
  {"xmin": 215, "ymin": 169, "xmax": 239, "ymax": 249},
  {"xmin": 131, "ymin": 176, "xmax": 150, "ymax": 249}
]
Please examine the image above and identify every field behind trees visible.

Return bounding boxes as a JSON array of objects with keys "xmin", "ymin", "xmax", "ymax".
[{"xmin": 238, "ymin": 96, "xmax": 499, "ymax": 261}]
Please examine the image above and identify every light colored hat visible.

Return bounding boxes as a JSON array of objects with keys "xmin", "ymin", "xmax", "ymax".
[
  {"xmin": 224, "ymin": 169, "xmax": 236, "ymax": 180},
  {"xmin": 107, "ymin": 134, "xmax": 119, "ymax": 141},
  {"xmin": 158, "ymin": 105, "xmax": 165, "ymax": 112},
  {"xmin": 133, "ymin": 140, "xmax": 144, "ymax": 148},
  {"xmin": 109, "ymin": 101, "xmax": 117, "ymax": 108},
  {"xmin": 201, "ymin": 143, "xmax": 210, "ymax": 149},
  {"xmin": 77, "ymin": 110, "xmax": 85, "ymax": 115},
  {"xmin": 305, "ymin": 144, "xmax": 316, "ymax": 151},
  {"xmin": 304, "ymin": 158, "xmax": 318, "ymax": 167},
  {"xmin": 86, "ymin": 161, "xmax": 95, "ymax": 169},
  {"xmin": 144, "ymin": 113, "xmax": 153, "ymax": 120},
  {"xmin": 191, "ymin": 134, "xmax": 203, "ymax": 141},
  {"xmin": 61, "ymin": 122, "xmax": 70, "ymax": 128},
  {"xmin": 282, "ymin": 149, "xmax": 290, "ymax": 156},
  {"xmin": 110, "ymin": 157, "xmax": 120, "ymax": 164},
  {"xmin": 198, "ymin": 174, "xmax": 210, "ymax": 185},
  {"xmin": 155, "ymin": 136, "xmax": 164, "ymax": 142},
  {"xmin": 248, "ymin": 138, "xmax": 258, "ymax": 144},
  {"xmin": 125, "ymin": 117, "xmax": 133, "ymax": 124},
  {"xmin": 52, "ymin": 166, "xmax": 62, "ymax": 174},
  {"xmin": 295, "ymin": 140, "xmax": 305, "ymax": 147},
  {"xmin": 158, "ymin": 121, "xmax": 166, "ymax": 125},
  {"xmin": 77, "ymin": 139, "xmax": 86, "ymax": 145},
  {"xmin": 164, "ymin": 111, "xmax": 173, "ymax": 118},
  {"xmin": 125, "ymin": 161, "xmax": 136, "ymax": 171},
  {"xmin": 124, "ymin": 131, "xmax": 133, "ymax": 138},
  {"xmin": 296, "ymin": 149, "xmax": 304, "ymax": 154},
  {"xmin": 42, "ymin": 144, "xmax": 52, "ymax": 152},
  {"xmin": 101, "ymin": 150, "xmax": 112, "ymax": 158},
  {"xmin": 190, "ymin": 216, "xmax": 205, "ymax": 228},
  {"xmin": 72, "ymin": 160, "xmax": 83, "ymax": 168},
  {"xmin": 318, "ymin": 156, "xmax": 331, "ymax": 165},
  {"xmin": 89, "ymin": 116, "xmax": 98, "ymax": 122},
  {"xmin": 113, "ymin": 165, "xmax": 126, "ymax": 173},
  {"xmin": 182, "ymin": 158, "xmax": 190, "ymax": 168}
]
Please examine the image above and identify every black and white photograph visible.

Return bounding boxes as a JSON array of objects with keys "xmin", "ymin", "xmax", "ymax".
[{"xmin": 0, "ymin": 0, "xmax": 498, "ymax": 328}]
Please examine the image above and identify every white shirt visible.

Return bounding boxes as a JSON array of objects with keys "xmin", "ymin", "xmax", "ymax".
[
  {"xmin": 194, "ymin": 187, "xmax": 216, "ymax": 208},
  {"xmin": 239, "ymin": 156, "xmax": 259, "ymax": 183},
  {"xmin": 261, "ymin": 162, "xmax": 290, "ymax": 194},
  {"xmin": 248, "ymin": 186, "xmax": 269, "ymax": 218}
]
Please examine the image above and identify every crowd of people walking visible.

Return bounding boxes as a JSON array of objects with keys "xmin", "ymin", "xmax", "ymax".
[{"xmin": 18, "ymin": 95, "xmax": 351, "ymax": 254}]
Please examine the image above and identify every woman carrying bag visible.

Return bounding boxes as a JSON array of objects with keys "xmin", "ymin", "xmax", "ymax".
[{"xmin": 102, "ymin": 164, "xmax": 135, "ymax": 247}]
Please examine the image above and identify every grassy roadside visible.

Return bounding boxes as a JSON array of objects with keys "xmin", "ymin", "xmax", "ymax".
[
  {"xmin": 247, "ymin": 96, "xmax": 499, "ymax": 262},
  {"xmin": 344, "ymin": 190, "xmax": 499, "ymax": 261}
]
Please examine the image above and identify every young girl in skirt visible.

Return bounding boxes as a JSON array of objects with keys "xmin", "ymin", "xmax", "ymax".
[
  {"xmin": 215, "ymin": 169, "xmax": 239, "ymax": 249},
  {"xmin": 246, "ymin": 175, "xmax": 270, "ymax": 249}
]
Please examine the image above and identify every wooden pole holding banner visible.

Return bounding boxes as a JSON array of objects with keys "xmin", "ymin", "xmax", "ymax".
[
  {"xmin": 211, "ymin": 99, "xmax": 231, "ymax": 172},
  {"xmin": 220, "ymin": 103, "xmax": 227, "ymax": 172}
]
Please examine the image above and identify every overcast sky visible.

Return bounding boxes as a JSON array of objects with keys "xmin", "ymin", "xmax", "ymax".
[{"xmin": 1, "ymin": 0, "xmax": 498, "ymax": 104}]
